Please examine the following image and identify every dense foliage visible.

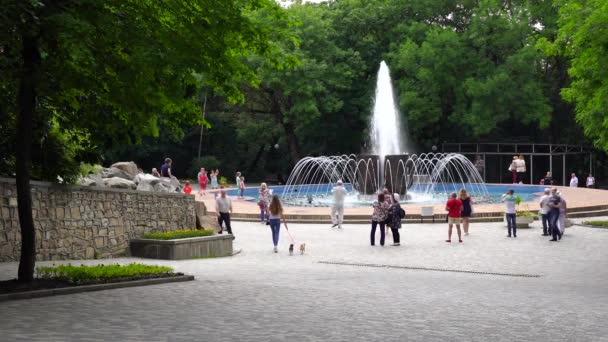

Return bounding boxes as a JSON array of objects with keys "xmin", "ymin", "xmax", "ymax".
[
  {"xmin": 36, "ymin": 263, "xmax": 175, "ymax": 285},
  {"xmin": 103, "ymin": 0, "xmax": 607, "ymax": 181},
  {"xmin": 1, "ymin": 0, "xmax": 293, "ymax": 281}
]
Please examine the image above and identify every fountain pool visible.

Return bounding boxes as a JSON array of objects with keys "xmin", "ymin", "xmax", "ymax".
[{"xmin": 226, "ymin": 184, "xmax": 545, "ymax": 208}]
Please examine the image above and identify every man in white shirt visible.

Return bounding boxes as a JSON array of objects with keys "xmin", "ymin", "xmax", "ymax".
[
  {"xmin": 539, "ymin": 188, "xmax": 551, "ymax": 236},
  {"xmin": 569, "ymin": 173, "xmax": 578, "ymax": 187},
  {"xmin": 586, "ymin": 174, "xmax": 595, "ymax": 188},
  {"xmin": 215, "ymin": 187, "xmax": 234, "ymax": 235},
  {"xmin": 331, "ymin": 180, "xmax": 348, "ymax": 228}
]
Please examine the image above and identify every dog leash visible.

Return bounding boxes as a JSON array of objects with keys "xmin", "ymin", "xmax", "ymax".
[{"xmin": 283, "ymin": 223, "xmax": 295, "ymax": 244}]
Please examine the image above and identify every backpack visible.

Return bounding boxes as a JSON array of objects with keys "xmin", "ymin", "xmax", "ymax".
[{"xmin": 399, "ymin": 207, "xmax": 405, "ymax": 219}]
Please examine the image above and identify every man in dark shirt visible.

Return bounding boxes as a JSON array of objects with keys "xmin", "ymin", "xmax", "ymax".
[
  {"xmin": 548, "ymin": 188, "xmax": 562, "ymax": 241},
  {"xmin": 161, "ymin": 158, "xmax": 172, "ymax": 178}
]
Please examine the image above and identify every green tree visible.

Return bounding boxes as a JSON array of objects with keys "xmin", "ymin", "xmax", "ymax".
[
  {"xmin": 544, "ymin": 0, "xmax": 608, "ymax": 151},
  {"xmin": 387, "ymin": 0, "xmax": 551, "ymax": 147},
  {"xmin": 0, "ymin": 0, "xmax": 291, "ymax": 281}
]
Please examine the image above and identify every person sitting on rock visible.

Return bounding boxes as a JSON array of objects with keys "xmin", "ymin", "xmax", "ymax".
[
  {"xmin": 161, "ymin": 158, "xmax": 173, "ymax": 178},
  {"xmin": 151, "ymin": 168, "xmax": 161, "ymax": 177}
]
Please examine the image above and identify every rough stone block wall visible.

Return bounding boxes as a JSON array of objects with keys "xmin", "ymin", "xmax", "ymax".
[{"xmin": 0, "ymin": 178, "xmax": 196, "ymax": 261}]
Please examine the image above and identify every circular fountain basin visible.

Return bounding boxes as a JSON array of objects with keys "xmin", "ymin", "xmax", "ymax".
[{"xmin": 226, "ymin": 183, "xmax": 546, "ymax": 208}]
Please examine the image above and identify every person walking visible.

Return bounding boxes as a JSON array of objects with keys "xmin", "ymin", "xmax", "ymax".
[
  {"xmin": 586, "ymin": 174, "xmax": 595, "ymax": 188},
  {"xmin": 258, "ymin": 183, "xmax": 270, "ymax": 223},
  {"xmin": 502, "ymin": 189, "xmax": 517, "ymax": 238},
  {"xmin": 459, "ymin": 188, "xmax": 473, "ymax": 236},
  {"xmin": 569, "ymin": 173, "xmax": 578, "ymax": 187},
  {"xmin": 215, "ymin": 186, "xmax": 233, "ymax": 236},
  {"xmin": 445, "ymin": 192, "xmax": 463, "ymax": 243},
  {"xmin": 516, "ymin": 154, "xmax": 526, "ymax": 184},
  {"xmin": 268, "ymin": 195, "xmax": 287, "ymax": 253},
  {"xmin": 330, "ymin": 180, "xmax": 347, "ymax": 228},
  {"xmin": 370, "ymin": 193, "xmax": 389, "ymax": 246},
  {"xmin": 388, "ymin": 193, "xmax": 403, "ymax": 246},
  {"xmin": 548, "ymin": 188, "xmax": 562, "ymax": 241},
  {"xmin": 509, "ymin": 156, "xmax": 518, "ymax": 184},
  {"xmin": 197, "ymin": 168, "xmax": 208, "ymax": 196},
  {"xmin": 539, "ymin": 188, "xmax": 551, "ymax": 236}
]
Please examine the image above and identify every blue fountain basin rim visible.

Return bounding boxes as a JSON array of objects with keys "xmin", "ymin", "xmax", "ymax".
[{"xmin": 227, "ymin": 183, "xmax": 547, "ymax": 205}]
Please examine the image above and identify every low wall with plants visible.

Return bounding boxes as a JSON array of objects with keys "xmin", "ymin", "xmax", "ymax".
[
  {"xmin": 0, "ymin": 177, "xmax": 196, "ymax": 261},
  {"xmin": 130, "ymin": 233, "xmax": 233, "ymax": 260}
]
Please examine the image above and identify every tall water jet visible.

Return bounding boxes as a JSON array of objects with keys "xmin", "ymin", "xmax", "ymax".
[{"xmin": 370, "ymin": 61, "xmax": 404, "ymax": 157}]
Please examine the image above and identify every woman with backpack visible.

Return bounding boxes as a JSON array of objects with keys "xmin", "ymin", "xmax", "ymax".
[
  {"xmin": 387, "ymin": 193, "xmax": 404, "ymax": 246},
  {"xmin": 459, "ymin": 188, "xmax": 473, "ymax": 236}
]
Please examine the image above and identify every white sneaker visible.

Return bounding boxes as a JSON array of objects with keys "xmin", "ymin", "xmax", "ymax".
[
  {"xmin": 273, "ymin": 247, "xmax": 278, "ymax": 253},
  {"xmin": 392, "ymin": 243, "xmax": 400, "ymax": 246},
  {"xmin": 465, "ymin": 232, "xmax": 469, "ymax": 236},
  {"xmin": 338, "ymin": 225, "xmax": 342, "ymax": 229}
]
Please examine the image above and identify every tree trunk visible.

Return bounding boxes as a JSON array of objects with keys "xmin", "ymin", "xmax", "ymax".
[
  {"xmin": 282, "ymin": 121, "xmax": 301, "ymax": 163},
  {"xmin": 248, "ymin": 143, "xmax": 266, "ymax": 174},
  {"xmin": 270, "ymin": 92, "xmax": 301, "ymax": 163},
  {"xmin": 16, "ymin": 31, "xmax": 40, "ymax": 282}
]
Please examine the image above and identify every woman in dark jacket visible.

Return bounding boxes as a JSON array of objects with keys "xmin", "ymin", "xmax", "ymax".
[
  {"xmin": 388, "ymin": 193, "xmax": 403, "ymax": 246},
  {"xmin": 459, "ymin": 188, "xmax": 472, "ymax": 236}
]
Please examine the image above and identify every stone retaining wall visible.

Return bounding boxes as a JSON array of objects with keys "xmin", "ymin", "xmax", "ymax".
[{"xmin": 0, "ymin": 177, "xmax": 196, "ymax": 261}]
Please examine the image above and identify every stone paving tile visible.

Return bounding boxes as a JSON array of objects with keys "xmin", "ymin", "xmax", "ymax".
[{"xmin": 1, "ymin": 220, "xmax": 608, "ymax": 341}]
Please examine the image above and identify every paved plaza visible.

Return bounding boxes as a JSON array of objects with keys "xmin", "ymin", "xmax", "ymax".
[{"xmin": 1, "ymin": 218, "xmax": 608, "ymax": 341}]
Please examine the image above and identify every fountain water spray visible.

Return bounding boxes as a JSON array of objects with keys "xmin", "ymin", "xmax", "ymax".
[
  {"xmin": 370, "ymin": 61, "xmax": 405, "ymax": 157},
  {"xmin": 280, "ymin": 61, "xmax": 488, "ymax": 207}
]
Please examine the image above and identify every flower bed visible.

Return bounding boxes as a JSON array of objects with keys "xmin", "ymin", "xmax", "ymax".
[
  {"xmin": 0, "ymin": 263, "xmax": 192, "ymax": 298},
  {"xmin": 37, "ymin": 263, "xmax": 175, "ymax": 285},
  {"xmin": 582, "ymin": 220, "xmax": 608, "ymax": 228},
  {"xmin": 142, "ymin": 229, "xmax": 214, "ymax": 240},
  {"xmin": 131, "ymin": 231, "xmax": 233, "ymax": 260}
]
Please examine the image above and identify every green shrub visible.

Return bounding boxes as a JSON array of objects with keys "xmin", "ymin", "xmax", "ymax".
[
  {"xmin": 142, "ymin": 229, "xmax": 214, "ymax": 240},
  {"xmin": 36, "ymin": 263, "xmax": 174, "ymax": 285},
  {"xmin": 219, "ymin": 176, "xmax": 228, "ymax": 185},
  {"xmin": 188, "ymin": 156, "xmax": 220, "ymax": 178},
  {"xmin": 583, "ymin": 220, "xmax": 608, "ymax": 228}
]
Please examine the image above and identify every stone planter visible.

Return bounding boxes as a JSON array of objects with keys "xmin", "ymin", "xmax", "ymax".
[
  {"xmin": 504, "ymin": 215, "xmax": 535, "ymax": 228},
  {"xmin": 130, "ymin": 234, "xmax": 234, "ymax": 260}
]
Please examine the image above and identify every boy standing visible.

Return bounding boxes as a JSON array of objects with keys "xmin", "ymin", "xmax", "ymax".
[
  {"xmin": 502, "ymin": 189, "xmax": 517, "ymax": 238},
  {"xmin": 445, "ymin": 192, "xmax": 463, "ymax": 243}
]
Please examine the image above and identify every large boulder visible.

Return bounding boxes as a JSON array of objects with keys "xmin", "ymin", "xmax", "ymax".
[
  {"xmin": 195, "ymin": 201, "xmax": 221, "ymax": 233},
  {"xmin": 152, "ymin": 177, "xmax": 180, "ymax": 193},
  {"xmin": 111, "ymin": 161, "xmax": 139, "ymax": 179},
  {"xmin": 78, "ymin": 174, "xmax": 105, "ymax": 187},
  {"xmin": 103, "ymin": 177, "xmax": 137, "ymax": 190},
  {"xmin": 135, "ymin": 174, "xmax": 162, "ymax": 191},
  {"xmin": 101, "ymin": 167, "xmax": 133, "ymax": 181}
]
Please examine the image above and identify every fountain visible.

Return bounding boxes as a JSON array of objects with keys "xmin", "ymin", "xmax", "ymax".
[{"xmin": 280, "ymin": 61, "xmax": 488, "ymax": 207}]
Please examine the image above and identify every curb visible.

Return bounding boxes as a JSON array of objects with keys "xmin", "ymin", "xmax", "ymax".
[{"xmin": 0, "ymin": 275, "xmax": 195, "ymax": 302}]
